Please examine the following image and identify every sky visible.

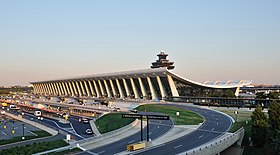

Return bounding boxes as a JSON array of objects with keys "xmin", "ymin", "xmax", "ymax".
[{"xmin": 0, "ymin": 0, "xmax": 279, "ymax": 86}]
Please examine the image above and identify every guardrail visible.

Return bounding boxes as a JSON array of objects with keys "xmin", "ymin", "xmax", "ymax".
[{"xmin": 179, "ymin": 127, "xmax": 244, "ymax": 155}]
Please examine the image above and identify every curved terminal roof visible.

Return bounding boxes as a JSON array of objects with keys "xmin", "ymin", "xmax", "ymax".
[{"xmin": 30, "ymin": 68, "xmax": 252, "ymax": 89}]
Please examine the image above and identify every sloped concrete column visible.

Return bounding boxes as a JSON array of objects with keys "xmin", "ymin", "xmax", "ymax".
[
  {"xmin": 109, "ymin": 79, "xmax": 117, "ymax": 97},
  {"xmin": 116, "ymin": 79, "xmax": 124, "ymax": 98},
  {"xmin": 157, "ymin": 76, "xmax": 167, "ymax": 99},
  {"xmin": 93, "ymin": 80, "xmax": 101, "ymax": 97},
  {"xmin": 79, "ymin": 81, "xmax": 86, "ymax": 96},
  {"xmin": 103, "ymin": 80, "xmax": 112, "ymax": 97},
  {"xmin": 98, "ymin": 80, "xmax": 105, "ymax": 96},
  {"xmin": 88, "ymin": 81, "xmax": 96, "ymax": 97},
  {"xmin": 138, "ymin": 77, "xmax": 147, "ymax": 99},
  {"xmin": 147, "ymin": 77, "xmax": 157, "ymax": 100},
  {"xmin": 167, "ymin": 75, "xmax": 179, "ymax": 97},
  {"xmin": 130, "ymin": 78, "xmax": 139, "ymax": 99},
  {"xmin": 83, "ymin": 81, "xmax": 90, "ymax": 97},
  {"xmin": 75, "ymin": 81, "xmax": 82, "ymax": 96},
  {"xmin": 123, "ymin": 79, "xmax": 131, "ymax": 98}
]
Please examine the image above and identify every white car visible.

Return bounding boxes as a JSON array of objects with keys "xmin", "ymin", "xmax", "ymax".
[{"xmin": 0, "ymin": 110, "xmax": 5, "ymax": 114}]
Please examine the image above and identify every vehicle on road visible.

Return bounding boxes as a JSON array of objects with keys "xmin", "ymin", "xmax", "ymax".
[
  {"xmin": 130, "ymin": 109, "xmax": 138, "ymax": 113},
  {"xmin": 80, "ymin": 118, "xmax": 89, "ymax": 123},
  {"xmin": 0, "ymin": 110, "xmax": 5, "ymax": 115},
  {"xmin": 85, "ymin": 129, "xmax": 93, "ymax": 135},
  {"xmin": 34, "ymin": 111, "xmax": 42, "ymax": 117}
]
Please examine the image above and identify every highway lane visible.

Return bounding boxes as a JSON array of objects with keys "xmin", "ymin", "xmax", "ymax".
[
  {"xmin": 135, "ymin": 104, "xmax": 232, "ymax": 155},
  {"xmin": 6, "ymin": 109, "xmax": 93, "ymax": 140},
  {"xmin": 79, "ymin": 117, "xmax": 173, "ymax": 155}
]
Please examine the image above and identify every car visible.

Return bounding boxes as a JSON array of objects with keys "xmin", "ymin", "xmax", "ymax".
[
  {"xmin": 130, "ymin": 109, "xmax": 138, "ymax": 113},
  {"xmin": 0, "ymin": 110, "xmax": 5, "ymax": 115},
  {"xmin": 85, "ymin": 129, "xmax": 93, "ymax": 135},
  {"xmin": 80, "ymin": 118, "xmax": 89, "ymax": 123}
]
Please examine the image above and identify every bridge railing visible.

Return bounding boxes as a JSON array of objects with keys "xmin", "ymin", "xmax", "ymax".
[{"xmin": 179, "ymin": 127, "xmax": 244, "ymax": 155}]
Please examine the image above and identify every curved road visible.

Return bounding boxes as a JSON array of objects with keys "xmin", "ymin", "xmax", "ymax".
[{"xmin": 136, "ymin": 104, "xmax": 232, "ymax": 155}]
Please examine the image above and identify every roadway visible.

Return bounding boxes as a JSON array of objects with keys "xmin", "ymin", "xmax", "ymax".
[
  {"xmin": 79, "ymin": 113, "xmax": 173, "ymax": 155},
  {"xmin": 5, "ymin": 109, "xmax": 93, "ymax": 140},
  {"xmin": 135, "ymin": 104, "xmax": 232, "ymax": 155}
]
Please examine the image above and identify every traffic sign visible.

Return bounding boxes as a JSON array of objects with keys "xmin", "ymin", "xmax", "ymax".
[
  {"xmin": 122, "ymin": 114, "xmax": 142, "ymax": 119},
  {"xmin": 146, "ymin": 115, "xmax": 169, "ymax": 120}
]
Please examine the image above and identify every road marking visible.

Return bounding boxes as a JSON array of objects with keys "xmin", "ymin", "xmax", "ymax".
[
  {"xmin": 86, "ymin": 151, "xmax": 98, "ymax": 155},
  {"xmin": 198, "ymin": 135, "xmax": 204, "ymax": 139},
  {"xmin": 158, "ymin": 126, "xmax": 160, "ymax": 128},
  {"xmin": 128, "ymin": 140, "xmax": 135, "ymax": 144},
  {"xmin": 2, "ymin": 132, "xmax": 7, "ymax": 136},
  {"xmin": 97, "ymin": 150, "xmax": 105, "ymax": 154},
  {"xmin": 212, "ymin": 128, "xmax": 215, "ymax": 131},
  {"xmin": 216, "ymin": 118, "xmax": 219, "ymax": 120},
  {"xmin": 217, "ymin": 123, "xmax": 219, "ymax": 125},
  {"xmin": 28, "ymin": 131, "xmax": 38, "ymax": 136},
  {"xmin": 149, "ymin": 132, "xmax": 152, "ymax": 135},
  {"xmin": 174, "ymin": 144, "xmax": 182, "ymax": 149}
]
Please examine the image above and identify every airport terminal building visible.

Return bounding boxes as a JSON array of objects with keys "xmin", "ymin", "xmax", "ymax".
[{"xmin": 30, "ymin": 52, "xmax": 251, "ymax": 100}]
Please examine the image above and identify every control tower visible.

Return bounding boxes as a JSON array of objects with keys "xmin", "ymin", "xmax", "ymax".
[{"xmin": 151, "ymin": 51, "xmax": 175, "ymax": 70}]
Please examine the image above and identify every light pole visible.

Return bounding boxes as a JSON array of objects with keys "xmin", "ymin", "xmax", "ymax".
[{"xmin": 22, "ymin": 124, "xmax": 25, "ymax": 140}]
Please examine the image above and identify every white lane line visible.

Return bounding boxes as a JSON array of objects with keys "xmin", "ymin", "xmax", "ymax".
[
  {"xmin": 217, "ymin": 118, "xmax": 219, "ymax": 120},
  {"xmin": 174, "ymin": 144, "xmax": 182, "ymax": 149},
  {"xmin": 86, "ymin": 151, "xmax": 98, "ymax": 155},
  {"xmin": 128, "ymin": 140, "xmax": 135, "ymax": 144},
  {"xmin": 97, "ymin": 150, "xmax": 105, "ymax": 154},
  {"xmin": 158, "ymin": 126, "xmax": 160, "ymax": 128},
  {"xmin": 149, "ymin": 132, "xmax": 152, "ymax": 135},
  {"xmin": 28, "ymin": 131, "xmax": 38, "ymax": 136},
  {"xmin": 198, "ymin": 135, "xmax": 204, "ymax": 139},
  {"xmin": 2, "ymin": 131, "xmax": 7, "ymax": 136},
  {"xmin": 212, "ymin": 128, "xmax": 215, "ymax": 131},
  {"xmin": 217, "ymin": 123, "xmax": 219, "ymax": 125}
]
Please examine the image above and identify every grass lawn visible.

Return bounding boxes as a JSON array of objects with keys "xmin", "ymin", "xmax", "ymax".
[
  {"xmin": 95, "ymin": 113, "xmax": 135, "ymax": 134},
  {"xmin": 136, "ymin": 104, "xmax": 204, "ymax": 125},
  {"xmin": 215, "ymin": 109, "xmax": 273, "ymax": 155},
  {"xmin": 0, "ymin": 130, "xmax": 51, "ymax": 146},
  {"xmin": 47, "ymin": 147, "xmax": 82, "ymax": 155},
  {"xmin": 0, "ymin": 140, "xmax": 68, "ymax": 155}
]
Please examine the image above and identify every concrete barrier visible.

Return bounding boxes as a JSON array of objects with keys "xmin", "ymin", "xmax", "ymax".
[{"xmin": 178, "ymin": 128, "xmax": 245, "ymax": 155}]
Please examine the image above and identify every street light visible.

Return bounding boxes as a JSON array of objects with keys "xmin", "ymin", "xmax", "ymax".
[{"xmin": 22, "ymin": 124, "xmax": 25, "ymax": 140}]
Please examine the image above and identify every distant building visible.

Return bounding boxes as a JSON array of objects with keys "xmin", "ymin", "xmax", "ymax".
[{"xmin": 30, "ymin": 52, "xmax": 252, "ymax": 99}]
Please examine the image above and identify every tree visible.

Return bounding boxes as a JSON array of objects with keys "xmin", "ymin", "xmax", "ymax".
[
  {"xmin": 251, "ymin": 104, "xmax": 268, "ymax": 147},
  {"xmin": 271, "ymin": 130, "xmax": 280, "ymax": 155},
  {"xmin": 268, "ymin": 101, "xmax": 280, "ymax": 133}
]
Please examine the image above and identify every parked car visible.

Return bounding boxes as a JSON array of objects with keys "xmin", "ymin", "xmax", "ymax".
[
  {"xmin": 85, "ymin": 129, "xmax": 93, "ymax": 135},
  {"xmin": 130, "ymin": 109, "xmax": 138, "ymax": 113},
  {"xmin": 0, "ymin": 110, "xmax": 5, "ymax": 115}
]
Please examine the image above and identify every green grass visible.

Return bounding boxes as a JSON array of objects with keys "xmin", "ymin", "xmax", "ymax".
[
  {"xmin": 136, "ymin": 104, "xmax": 204, "ymax": 125},
  {"xmin": 0, "ymin": 140, "xmax": 68, "ymax": 155},
  {"xmin": 0, "ymin": 130, "xmax": 51, "ymax": 146},
  {"xmin": 47, "ymin": 147, "xmax": 82, "ymax": 155},
  {"xmin": 216, "ymin": 109, "xmax": 273, "ymax": 155},
  {"xmin": 95, "ymin": 113, "xmax": 135, "ymax": 134}
]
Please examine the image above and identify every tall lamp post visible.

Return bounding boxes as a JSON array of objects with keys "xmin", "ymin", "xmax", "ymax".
[{"xmin": 22, "ymin": 124, "xmax": 25, "ymax": 140}]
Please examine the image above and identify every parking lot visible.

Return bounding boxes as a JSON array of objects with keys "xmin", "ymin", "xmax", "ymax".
[{"xmin": 0, "ymin": 115, "xmax": 41, "ymax": 140}]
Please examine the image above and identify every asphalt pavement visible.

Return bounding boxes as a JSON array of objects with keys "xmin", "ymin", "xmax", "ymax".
[{"xmin": 134, "ymin": 104, "xmax": 232, "ymax": 155}]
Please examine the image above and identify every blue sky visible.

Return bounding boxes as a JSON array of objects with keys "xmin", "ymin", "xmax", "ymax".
[{"xmin": 0, "ymin": 0, "xmax": 279, "ymax": 86}]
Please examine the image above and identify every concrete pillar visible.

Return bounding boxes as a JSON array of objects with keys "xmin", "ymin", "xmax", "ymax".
[
  {"xmin": 84, "ymin": 81, "xmax": 91, "ymax": 97},
  {"xmin": 75, "ymin": 81, "xmax": 82, "ymax": 96},
  {"xmin": 147, "ymin": 77, "xmax": 157, "ymax": 100},
  {"xmin": 167, "ymin": 75, "xmax": 179, "ymax": 97},
  {"xmin": 72, "ymin": 82, "xmax": 78, "ymax": 96},
  {"xmin": 93, "ymin": 80, "xmax": 101, "ymax": 97},
  {"xmin": 58, "ymin": 82, "xmax": 65, "ymax": 95},
  {"xmin": 103, "ymin": 80, "xmax": 112, "ymax": 97},
  {"xmin": 62, "ymin": 82, "xmax": 67, "ymax": 95},
  {"xmin": 138, "ymin": 77, "xmax": 147, "ymax": 98},
  {"xmin": 47, "ymin": 83, "xmax": 53, "ymax": 95},
  {"xmin": 64, "ymin": 82, "xmax": 71, "ymax": 96},
  {"xmin": 51, "ymin": 83, "xmax": 58, "ymax": 95},
  {"xmin": 109, "ymin": 79, "xmax": 117, "ymax": 97},
  {"xmin": 36, "ymin": 84, "xmax": 41, "ymax": 94},
  {"xmin": 79, "ymin": 81, "xmax": 86, "ymax": 96},
  {"xmin": 130, "ymin": 78, "xmax": 139, "ymax": 99},
  {"xmin": 157, "ymin": 76, "xmax": 167, "ymax": 99},
  {"xmin": 88, "ymin": 80, "xmax": 96, "ymax": 97},
  {"xmin": 123, "ymin": 79, "xmax": 131, "ymax": 97},
  {"xmin": 116, "ymin": 79, "xmax": 124, "ymax": 98},
  {"xmin": 41, "ymin": 84, "xmax": 46, "ymax": 94},
  {"xmin": 235, "ymin": 86, "xmax": 240, "ymax": 97},
  {"xmin": 55, "ymin": 83, "xmax": 62, "ymax": 96},
  {"xmin": 68, "ymin": 82, "xmax": 75, "ymax": 96},
  {"xmin": 98, "ymin": 80, "xmax": 105, "ymax": 96}
]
